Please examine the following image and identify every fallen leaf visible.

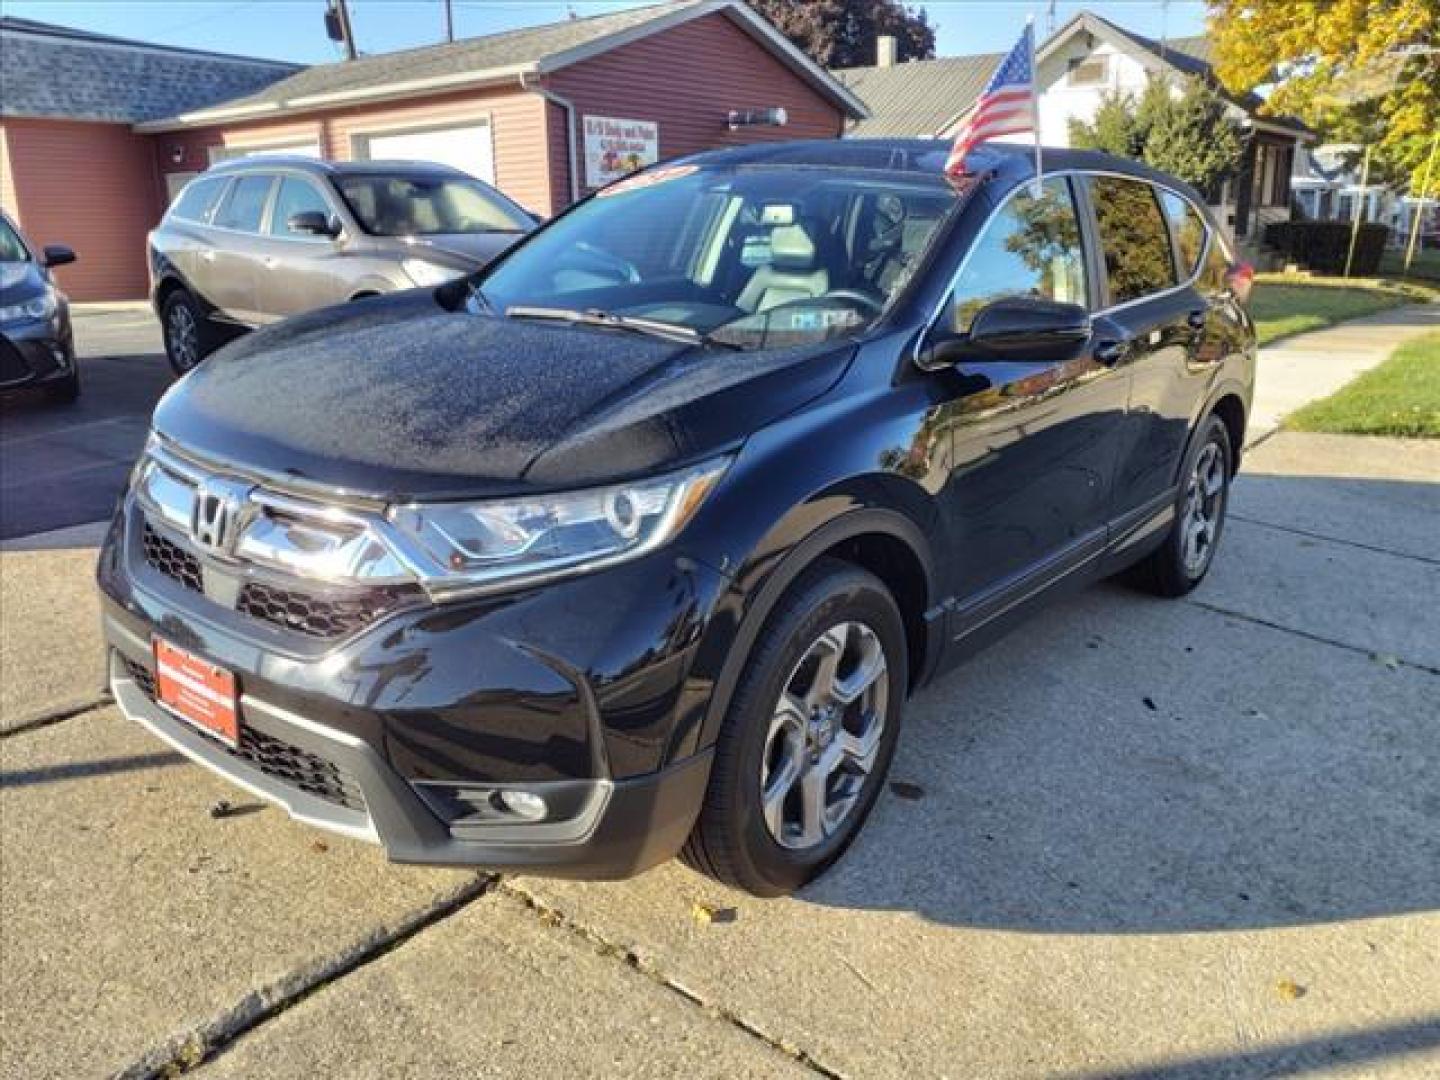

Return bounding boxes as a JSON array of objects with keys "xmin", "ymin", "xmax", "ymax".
[
  {"xmin": 1275, "ymin": 978, "xmax": 1307, "ymax": 1000},
  {"xmin": 691, "ymin": 902, "xmax": 737, "ymax": 927},
  {"xmin": 311, "ymin": 839, "xmax": 329, "ymax": 854},
  {"xmin": 889, "ymin": 780, "xmax": 926, "ymax": 801},
  {"xmin": 1142, "ymin": 696, "xmax": 1158, "ymax": 712}
]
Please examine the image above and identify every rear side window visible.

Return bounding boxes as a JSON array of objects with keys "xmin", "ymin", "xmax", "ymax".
[
  {"xmin": 948, "ymin": 176, "xmax": 1089, "ymax": 331},
  {"xmin": 1088, "ymin": 176, "xmax": 1177, "ymax": 305},
  {"xmin": 213, "ymin": 175, "xmax": 274, "ymax": 233},
  {"xmin": 268, "ymin": 177, "xmax": 331, "ymax": 237},
  {"xmin": 170, "ymin": 176, "xmax": 227, "ymax": 224},
  {"xmin": 1158, "ymin": 190, "xmax": 1208, "ymax": 278}
]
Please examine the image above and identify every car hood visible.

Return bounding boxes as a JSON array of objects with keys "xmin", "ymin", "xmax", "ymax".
[
  {"xmin": 154, "ymin": 289, "xmax": 855, "ymax": 500},
  {"xmin": 404, "ymin": 231, "xmax": 526, "ymax": 266}
]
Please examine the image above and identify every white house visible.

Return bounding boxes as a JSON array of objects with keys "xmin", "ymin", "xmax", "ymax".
[
  {"xmin": 1293, "ymin": 144, "xmax": 1439, "ymax": 247},
  {"xmin": 835, "ymin": 11, "xmax": 1312, "ymax": 249}
]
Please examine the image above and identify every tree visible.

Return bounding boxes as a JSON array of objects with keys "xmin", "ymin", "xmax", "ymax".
[
  {"xmin": 745, "ymin": 0, "xmax": 936, "ymax": 69},
  {"xmin": 1070, "ymin": 77, "xmax": 1243, "ymax": 198},
  {"xmin": 1208, "ymin": 0, "xmax": 1438, "ymax": 190}
]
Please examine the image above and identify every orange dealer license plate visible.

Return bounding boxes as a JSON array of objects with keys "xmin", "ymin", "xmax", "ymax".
[{"xmin": 153, "ymin": 638, "xmax": 239, "ymax": 748}]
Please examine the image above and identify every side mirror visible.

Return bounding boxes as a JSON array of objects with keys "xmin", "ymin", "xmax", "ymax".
[
  {"xmin": 921, "ymin": 297, "xmax": 1091, "ymax": 369},
  {"xmin": 287, "ymin": 211, "xmax": 339, "ymax": 238},
  {"xmin": 42, "ymin": 244, "xmax": 76, "ymax": 268}
]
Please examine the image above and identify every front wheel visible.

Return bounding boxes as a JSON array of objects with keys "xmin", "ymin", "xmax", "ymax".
[
  {"xmin": 1129, "ymin": 413, "xmax": 1233, "ymax": 597},
  {"xmin": 682, "ymin": 559, "xmax": 906, "ymax": 896}
]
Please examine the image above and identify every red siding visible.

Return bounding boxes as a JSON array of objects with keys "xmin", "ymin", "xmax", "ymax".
[
  {"xmin": 0, "ymin": 119, "xmax": 163, "ymax": 301},
  {"xmin": 155, "ymin": 84, "xmax": 554, "ymax": 214},
  {"xmin": 545, "ymin": 10, "xmax": 844, "ymax": 208}
]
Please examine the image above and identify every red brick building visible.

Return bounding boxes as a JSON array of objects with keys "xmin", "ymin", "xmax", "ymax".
[{"xmin": 1, "ymin": 1, "xmax": 867, "ymax": 300}]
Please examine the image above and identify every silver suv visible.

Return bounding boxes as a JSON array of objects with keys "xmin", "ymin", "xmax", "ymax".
[{"xmin": 149, "ymin": 157, "xmax": 536, "ymax": 373}]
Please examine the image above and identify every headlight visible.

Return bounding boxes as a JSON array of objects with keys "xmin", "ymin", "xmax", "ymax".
[
  {"xmin": 402, "ymin": 258, "xmax": 466, "ymax": 287},
  {"xmin": 0, "ymin": 292, "xmax": 55, "ymax": 323},
  {"xmin": 388, "ymin": 459, "xmax": 729, "ymax": 595}
]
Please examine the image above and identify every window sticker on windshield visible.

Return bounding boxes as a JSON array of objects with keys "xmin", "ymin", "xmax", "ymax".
[{"xmin": 596, "ymin": 164, "xmax": 698, "ymax": 198}]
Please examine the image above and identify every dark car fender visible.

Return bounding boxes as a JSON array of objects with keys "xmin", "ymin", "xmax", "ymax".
[{"xmin": 663, "ymin": 377, "xmax": 948, "ymax": 764}]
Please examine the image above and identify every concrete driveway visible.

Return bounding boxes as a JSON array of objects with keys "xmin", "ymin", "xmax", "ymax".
[{"xmin": 1, "ymin": 309, "xmax": 1437, "ymax": 1077}]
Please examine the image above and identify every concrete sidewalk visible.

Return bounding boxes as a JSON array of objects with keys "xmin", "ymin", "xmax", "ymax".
[{"xmin": 1247, "ymin": 301, "xmax": 1440, "ymax": 447}]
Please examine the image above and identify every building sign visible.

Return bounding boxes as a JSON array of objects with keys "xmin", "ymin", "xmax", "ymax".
[{"xmin": 583, "ymin": 116, "xmax": 659, "ymax": 188}]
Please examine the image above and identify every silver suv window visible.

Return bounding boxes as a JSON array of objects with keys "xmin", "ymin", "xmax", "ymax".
[
  {"xmin": 213, "ymin": 174, "xmax": 275, "ymax": 233},
  {"xmin": 170, "ymin": 176, "xmax": 229, "ymax": 224},
  {"xmin": 268, "ymin": 177, "xmax": 332, "ymax": 239}
]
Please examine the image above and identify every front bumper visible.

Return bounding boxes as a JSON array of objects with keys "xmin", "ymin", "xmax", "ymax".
[
  {"xmin": 1, "ymin": 313, "xmax": 74, "ymax": 390},
  {"xmin": 99, "ymin": 489, "xmax": 728, "ymax": 877}
]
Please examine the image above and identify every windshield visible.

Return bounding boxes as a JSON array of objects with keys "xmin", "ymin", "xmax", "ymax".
[
  {"xmin": 477, "ymin": 164, "xmax": 958, "ymax": 349},
  {"xmin": 334, "ymin": 174, "xmax": 532, "ymax": 236},
  {"xmin": 0, "ymin": 216, "xmax": 30, "ymax": 263}
]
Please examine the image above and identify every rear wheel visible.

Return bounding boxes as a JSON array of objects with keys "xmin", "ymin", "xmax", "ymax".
[
  {"xmin": 161, "ymin": 290, "xmax": 216, "ymax": 375},
  {"xmin": 1129, "ymin": 413, "xmax": 1233, "ymax": 597},
  {"xmin": 682, "ymin": 559, "xmax": 906, "ymax": 896}
]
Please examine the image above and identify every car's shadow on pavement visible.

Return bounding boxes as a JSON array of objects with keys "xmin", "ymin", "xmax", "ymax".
[{"xmin": 800, "ymin": 473, "xmax": 1440, "ymax": 933}]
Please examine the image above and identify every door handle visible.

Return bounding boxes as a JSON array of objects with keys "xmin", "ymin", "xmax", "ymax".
[
  {"xmin": 1094, "ymin": 338, "xmax": 1130, "ymax": 367},
  {"xmin": 1186, "ymin": 308, "xmax": 1208, "ymax": 331}
]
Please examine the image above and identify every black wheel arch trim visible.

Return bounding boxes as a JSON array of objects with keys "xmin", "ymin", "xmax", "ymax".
[
  {"xmin": 685, "ymin": 505, "xmax": 939, "ymax": 764},
  {"xmin": 1179, "ymin": 378, "xmax": 1249, "ymax": 485}
]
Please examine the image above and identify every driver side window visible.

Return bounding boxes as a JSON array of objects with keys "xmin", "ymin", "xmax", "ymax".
[{"xmin": 948, "ymin": 177, "xmax": 1088, "ymax": 332}]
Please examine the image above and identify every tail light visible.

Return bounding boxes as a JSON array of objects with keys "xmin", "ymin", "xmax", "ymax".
[{"xmin": 1228, "ymin": 261, "xmax": 1255, "ymax": 304}]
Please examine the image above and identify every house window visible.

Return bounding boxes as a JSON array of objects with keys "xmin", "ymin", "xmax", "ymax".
[{"xmin": 1068, "ymin": 56, "xmax": 1109, "ymax": 86}]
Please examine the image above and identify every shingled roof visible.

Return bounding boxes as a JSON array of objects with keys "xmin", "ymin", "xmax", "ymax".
[
  {"xmin": 833, "ymin": 53, "xmax": 1002, "ymax": 137},
  {"xmin": 0, "ymin": 16, "xmax": 298, "ymax": 124},
  {"xmin": 138, "ymin": 0, "xmax": 867, "ymax": 131}
]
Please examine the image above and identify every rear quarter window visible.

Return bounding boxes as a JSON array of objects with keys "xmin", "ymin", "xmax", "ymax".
[
  {"xmin": 1158, "ymin": 189, "xmax": 1209, "ymax": 278},
  {"xmin": 169, "ymin": 176, "xmax": 228, "ymax": 224},
  {"xmin": 1087, "ymin": 176, "xmax": 1177, "ymax": 305},
  {"xmin": 213, "ymin": 174, "xmax": 275, "ymax": 233}
]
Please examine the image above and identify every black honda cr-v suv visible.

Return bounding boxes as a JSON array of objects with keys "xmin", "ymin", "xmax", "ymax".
[{"xmin": 100, "ymin": 141, "xmax": 1255, "ymax": 896}]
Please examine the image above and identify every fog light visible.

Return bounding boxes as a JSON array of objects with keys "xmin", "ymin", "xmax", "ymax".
[{"xmin": 493, "ymin": 789, "xmax": 548, "ymax": 821}]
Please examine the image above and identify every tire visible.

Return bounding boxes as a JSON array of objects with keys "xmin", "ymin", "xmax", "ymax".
[
  {"xmin": 682, "ymin": 558, "xmax": 907, "ymax": 896},
  {"xmin": 1128, "ymin": 413, "xmax": 1233, "ymax": 597},
  {"xmin": 43, "ymin": 364, "xmax": 80, "ymax": 404},
  {"xmin": 161, "ymin": 289, "xmax": 215, "ymax": 375}
]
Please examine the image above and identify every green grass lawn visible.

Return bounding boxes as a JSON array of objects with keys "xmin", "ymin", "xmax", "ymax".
[
  {"xmin": 1249, "ymin": 277, "xmax": 1427, "ymax": 346},
  {"xmin": 1380, "ymin": 247, "xmax": 1440, "ymax": 286},
  {"xmin": 1286, "ymin": 331, "xmax": 1440, "ymax": 438}
]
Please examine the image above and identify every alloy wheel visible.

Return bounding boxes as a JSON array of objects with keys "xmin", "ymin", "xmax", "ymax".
[
  {"xmin": 760, "ymin": 620, "xmax": 889, "ymax": 850},
  {"xmin": 167, "ymin": 303, "xmax": 198, "ymax": 371},
  {"xmin": 1181, "ymin": 440, "xmax": 1226, "ymax": 576}
]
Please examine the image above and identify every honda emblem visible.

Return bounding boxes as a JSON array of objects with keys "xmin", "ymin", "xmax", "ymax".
[{"xmin": 190, "ymin": 477, "xmax": 251, "ymax": 555}]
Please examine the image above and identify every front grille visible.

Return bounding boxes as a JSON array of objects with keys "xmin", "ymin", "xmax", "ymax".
[
  {"xmin": 143, "ymin": 523, "xmax": 203, "ymax": 593},
  {"xmin": 121, "ymin": 655, "xmax": 365, "ymax": 812},
  {"xmin": 236, "ymin": 580, "xmax": 396, "ymax": 640}
]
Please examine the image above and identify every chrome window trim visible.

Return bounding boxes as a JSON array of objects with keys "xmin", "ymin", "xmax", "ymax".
[{"xmin": 914, "ymin": 167, "xmax": 1215, "ymax": 363}]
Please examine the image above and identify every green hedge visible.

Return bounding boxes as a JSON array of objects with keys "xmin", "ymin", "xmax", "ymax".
[{"xmin": 1264, "ymin": 220, "xmax": 1391, "ymax": 276}]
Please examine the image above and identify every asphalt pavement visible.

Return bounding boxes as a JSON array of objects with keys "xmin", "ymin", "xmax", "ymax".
[{"xmin": 0, "ymin": 305, "xmax": 171, "ymax": 540}]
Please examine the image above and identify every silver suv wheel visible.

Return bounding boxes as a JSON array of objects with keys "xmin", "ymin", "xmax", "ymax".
[{"xmin": 760, "ymin": 620, "xmax": 889, "ymax": 850}]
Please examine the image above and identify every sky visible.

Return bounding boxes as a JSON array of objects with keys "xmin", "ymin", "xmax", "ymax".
[{"xmin": 4, "ymin": 0, "xmax": 1209, "ymax": 65}]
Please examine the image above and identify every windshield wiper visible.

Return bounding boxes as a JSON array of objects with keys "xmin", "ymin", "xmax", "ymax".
[{"xmin": 505, "ymin": 305, "xmax": 734, "ymax": 349}]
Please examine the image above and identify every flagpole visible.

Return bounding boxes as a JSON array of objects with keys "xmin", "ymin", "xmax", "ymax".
[{"xmin": 1028, "ymin": 16, "xmax": 1042, "ymax": 196}]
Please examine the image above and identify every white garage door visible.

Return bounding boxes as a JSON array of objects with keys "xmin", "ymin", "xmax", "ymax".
[{"xmin": 357, "ymin": 123, "xmax": 496, "ymax": 185}]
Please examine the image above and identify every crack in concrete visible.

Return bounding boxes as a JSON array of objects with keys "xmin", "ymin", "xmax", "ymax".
[
  {"xmin": 0, "ymin": 693, "xmax": 112, "ymax": 739},
  {"xmin": 1184, "ymin": 598, "xmax": 1440, "ymax": 676},
  {"xmin": 1229, "ymin": 513, "xmax": 1440, "ymax": 567},
  {"xmin": 114, "ymin": 873, "xmax": 496, "ymax": 1079},
  {"xmin": 498, "ymin": 880, "xmax": 846, "ymax": 1079}
]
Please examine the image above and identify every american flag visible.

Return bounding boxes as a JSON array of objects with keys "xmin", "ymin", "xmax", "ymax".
[{"xmin": 944, "ymin": 23, "xmax": 1037, "ymax": 179}]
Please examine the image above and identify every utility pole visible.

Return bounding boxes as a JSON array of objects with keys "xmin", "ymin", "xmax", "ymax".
[
  {"xmin": 324, "ymin": 0, "xmax": 357, "ymax": 60},
  {"xmin": 1403, "ymin": 128, "xmax": 1438, "ymax": 275},
  {"xmin": 442, "ymin": 0, "xmax": 454, "ymax": 43},
  {"xmin": 1343, "ymin": 143, "xmax": 1372, "ymax": 279}
]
